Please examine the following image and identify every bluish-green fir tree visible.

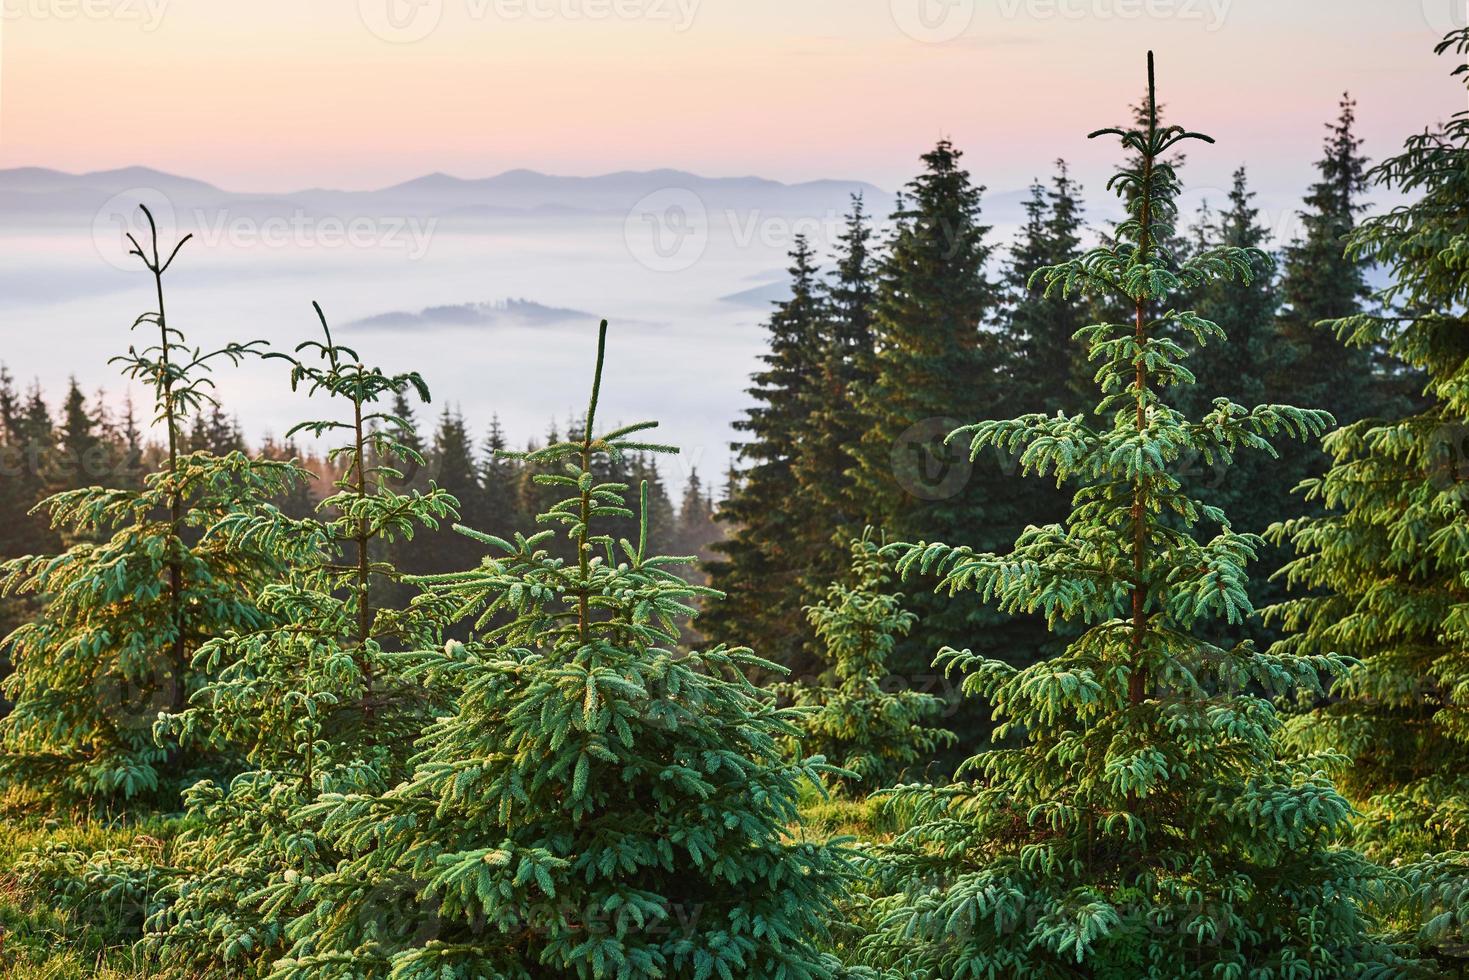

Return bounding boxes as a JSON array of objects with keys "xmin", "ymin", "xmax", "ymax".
[
  {"xmin": 264, "ymin": 321, "xmax": 872, "ymax": 980},
  {"xmin": 132, "ymin": 306, "xmax": 458, "ymax": 976},
  {"xmin": 0, "ymin": 207, "xmax": 301, "ymax": 806},
  {"xmin": 857, "ymin": 54, "xmax": 1410, "ymax": 978},
  {"xmin": 1265, "ymin": 28, "xmax": 1469, "ymax": 968},
  {"xmin": 706, "ymin": 236, "xmax": 830, "ymax": 677},
  {"xmin": 848, "ymin": 139, "xmax": 1050, "ymax": 758}
]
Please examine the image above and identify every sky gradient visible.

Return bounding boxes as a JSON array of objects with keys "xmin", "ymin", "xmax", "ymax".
[{"xmin": 1, "ymin": 0, "xmax": 1464, "ymax": 201}]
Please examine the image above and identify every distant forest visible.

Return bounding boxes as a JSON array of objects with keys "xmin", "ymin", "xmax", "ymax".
[{"xmin": 0, "ymin": 374, "xmax": 723, "ymax": 647}]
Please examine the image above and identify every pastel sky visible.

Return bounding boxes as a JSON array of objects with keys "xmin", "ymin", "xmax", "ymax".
[{"xmin": 0, "ymin": 0, "xmax": 1464, "ymax": 197}]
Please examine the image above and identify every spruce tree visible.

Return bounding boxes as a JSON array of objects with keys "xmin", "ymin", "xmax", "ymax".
[
  {"xmin": 778, "ymin": 532, "xmax": 954, "ymax": 797},
  {"xmin": 1000, "ymin": 160, "xmax": 1090, "ymax": 420},
  {"xmin": 1273, "ymin": 94, "xmax": 1377, "ymax": 428},
  {"xmin": 1179, "ymin": 169, "xmax": 1276, "ymax": 414},
  {"xmin": 54, "ymin": 378, "xmax": 105, "ymax": 497},
  {"xmin": 706, "ymin": 237, "xmax": 829, "ymax": 677},
  {"xmin": 793, "ymin": 196, "xmax": 879, "ymax": 581},
  {"xmin": 478, "ymin": 414, "xmax": 525, "ymax": 539},
  {"xmin": 267, "ymin": 321, "xmax": 866, "ymax": 980},
  {"xmin": 426, "ymin": 404, "xmax": 483, "ymax": 575},
  {"xmin": 0, "ymin": 206, "xmax": 299, "ymax": 804},
  {"xmin": 673, "ymin": 466, "xmax": 720, "ymax": 570},
  {"xmin": 847, "ymin": 138, "xmax": 1043, "ymax": 748},
  {"xmin": 858, "ymin": 54, "xmax": 1406, "ymax": 977},
  {"xmin": 1266, "ymin": 29, "xmax": 1469, "ymax": 872},
  {"xmin": 138, "ymin": 304, "xmax": 458, "ymax": 975},
  {"xmin": 1174, "ymin": 168, "xmax": 1300, "ymax": 632},
  {"xmin": 850, "ymin": 139, "xmax": 1000, "ymax": 541}
]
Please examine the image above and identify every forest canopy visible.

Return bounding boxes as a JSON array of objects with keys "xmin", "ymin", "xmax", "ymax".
[{"xmin": 3, "ymin": 33, "xmax": 1469, "ymax": 980}]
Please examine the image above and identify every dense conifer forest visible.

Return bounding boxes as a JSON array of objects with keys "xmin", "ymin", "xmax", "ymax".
[{"xmin": 3, "ymin": 34, "xmax": 1469, "ymax": 979}]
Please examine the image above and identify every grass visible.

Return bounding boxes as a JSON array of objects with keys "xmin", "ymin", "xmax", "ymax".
[
  {"xmin": 0, "ymin": 810, "xmax": 179, "ymax": 979},
  {"xmin": 0, "ymin": 785, "xmax": 897, "ymax": 978}
]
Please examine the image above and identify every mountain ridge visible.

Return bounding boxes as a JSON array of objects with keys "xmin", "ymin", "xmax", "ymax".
[{"xmin": 0, "ymin": 165, "xmax": 890, "ymax": 204}]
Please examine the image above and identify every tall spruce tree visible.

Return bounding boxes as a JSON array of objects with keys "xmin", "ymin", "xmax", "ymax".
[
  {"xmin": 426, "ymin": 404, "xmax": 483, "ymax": 575},
  {"xmin": 1179, "ymin": 169, "xmax": 1276, "ymax": 415},
  {"xmin": 265, "ymin": 321, "xmax": 867, "ymax": 980},
  {"xmin": 848, "ymin": 139, "xmax": 1044, "ymax": 748},
  {"xmin": 996, "ymin": 160, "xmax": 1091, "ymax": 551},
  {"xmin": 792, "ymin": 196, "xmax": 879, "ymax": 585},
  {"xmin": 0, "ymin": 206, "xmax": 300, "ymax": 804},
  {"xmin": 137, "ymin": 305, "xmax": 459, "ymax": 976},
  {"xmin": 706, "ymin": 236, "xmax": 828, "ymax": 677},
  {"xmin": 478, "ymin": 414, "xmax": 525, "ymax": 539},
  {"xmin": 850, "ymin": 139, "xmax": 1000, "ymax": 539},
  {"xmin": 1175, "ymin": 168, "xmax": 1299, "ymax": 632},
  {"xmin": 674, "ymin": 466, "xmax": 720, "ymax": 570},
  {"xmin": 1000, "ymin": 160, "xmax": 1090, "ymax": 420},
  {"xmin": 858, "ymin": 54, "xmax": 1407, "ymax": 977},
  {"xmin": 1273, "ymin": 94, "xmax": 1376, "ymax": 428},
  {"xmin": 53, "ymin": 378, "xmax": 105, "ymax": 498},
  {"xmin": 1266, "ymin": 28, "xmax": 1469, "ymax": 873}
]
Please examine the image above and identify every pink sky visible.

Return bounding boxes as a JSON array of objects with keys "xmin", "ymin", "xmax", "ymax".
[{"xmin": 0, "ymin": 0, "xmax": 1463, "ymax": 198}]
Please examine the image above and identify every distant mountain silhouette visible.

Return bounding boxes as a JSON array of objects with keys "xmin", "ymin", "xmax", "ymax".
[
  {"xmin": 0, "ymin": 166, "xmax": 893, "ymax": 222},
  {"xmin": 346, "ymin": 297, "xmax": 611, "ymax": 332},
  {"xmin": 719, "ymin": 281, "xmax": 794, "ymax": 309}
]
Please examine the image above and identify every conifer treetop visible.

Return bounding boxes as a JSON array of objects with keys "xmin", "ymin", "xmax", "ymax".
[
  {"xmin": 0, "ymin": 203, "xmax": 303, "ymax": 804},
  {"xmin": 861, "ymin": 52, "xmax": 1404, "ymax": 978},
  {"xmin": 266, "ymin": 319, "xmax": 866, "ymax": 980}
]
